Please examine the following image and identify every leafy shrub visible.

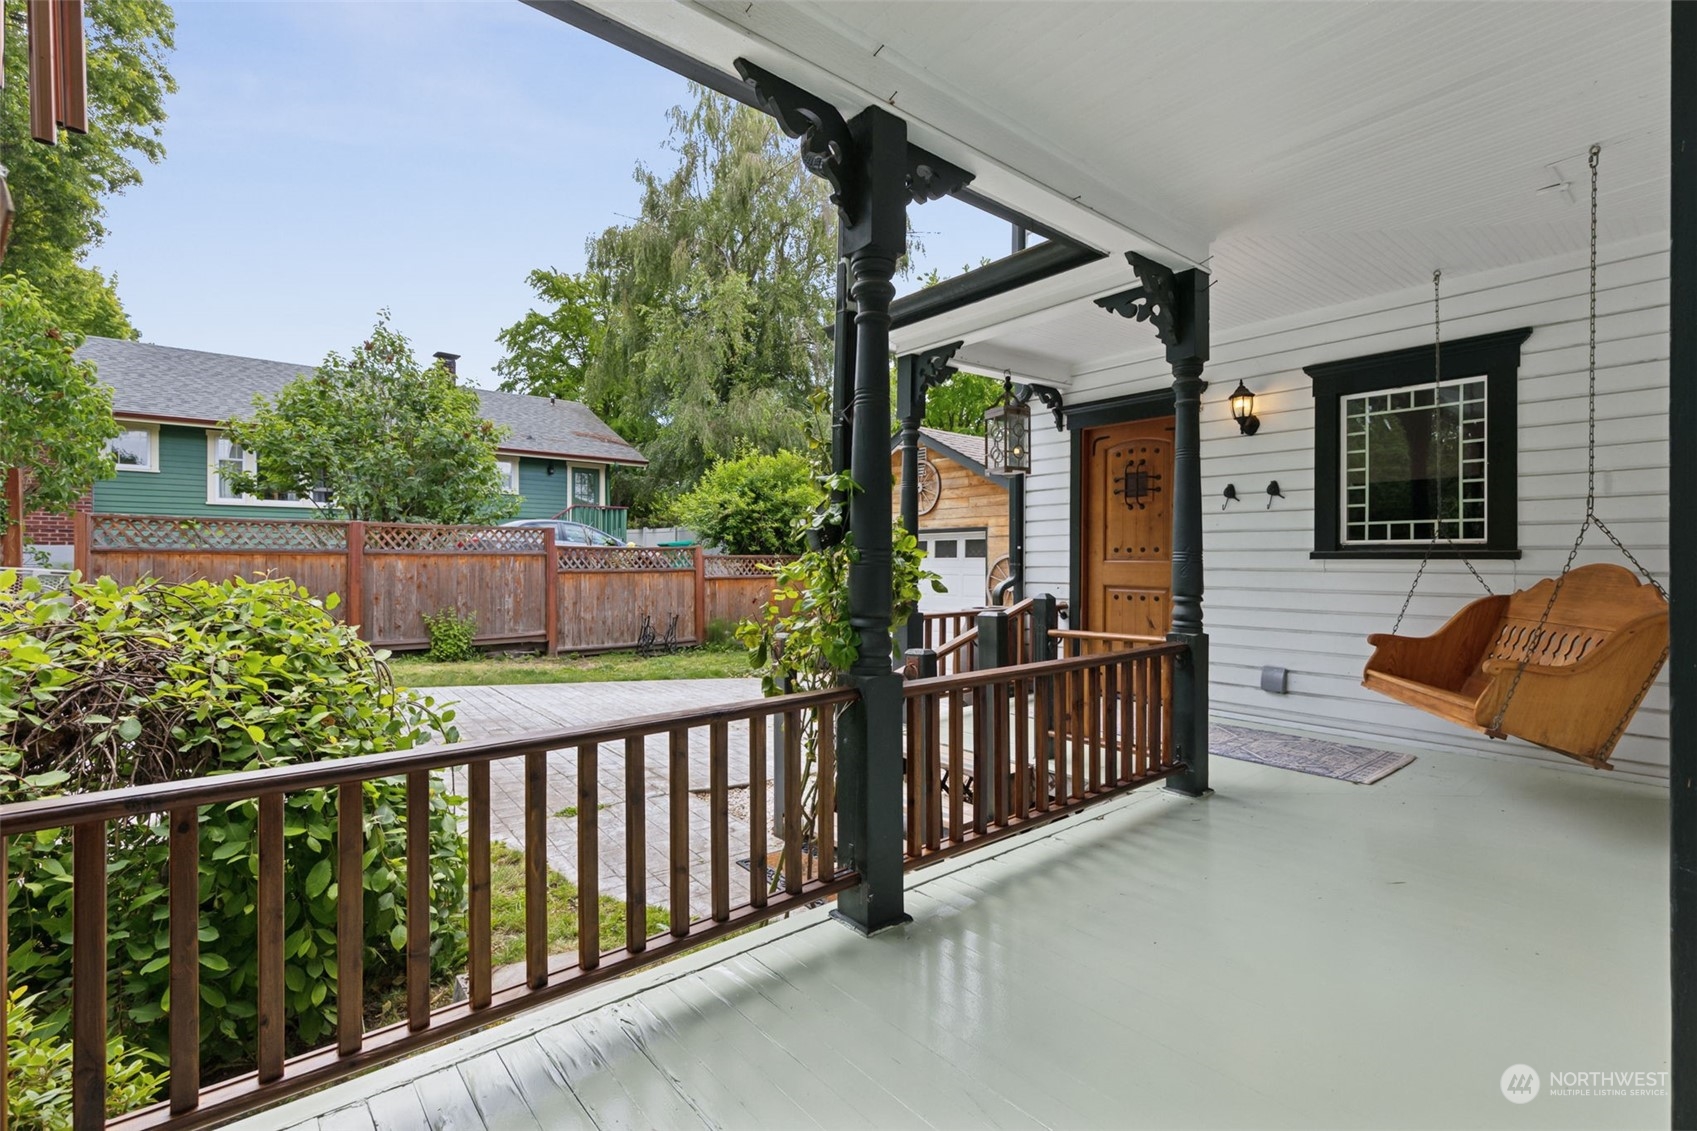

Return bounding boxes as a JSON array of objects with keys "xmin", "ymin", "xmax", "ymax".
[
  {"xmin": 673, "ymin": 448, "xmax": 821, "ymax": 555},
  {"xmin": 736, "ymin": 472, "xmax": 938, "ymax": 693},
  {"xmin": 0, "ymin": 573, "xmax": 467, "ymax": 1075},
  {"xmin": 422, "ymin": 607, "xmax": 479, "ymax": 663},
  {"xmin": 5, "ymin": 985, "xmax": 166, "ymax": 1128}
]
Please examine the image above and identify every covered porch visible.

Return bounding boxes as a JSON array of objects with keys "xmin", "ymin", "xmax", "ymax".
[{"xmin": 242, "ymin": 743, "xmax": 1669, "ymax": 1130}]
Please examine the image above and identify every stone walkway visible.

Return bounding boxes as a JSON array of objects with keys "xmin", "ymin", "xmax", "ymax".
[{"xmin": 429, "ymin": 680, "xmax": 773, "ymax": 927}]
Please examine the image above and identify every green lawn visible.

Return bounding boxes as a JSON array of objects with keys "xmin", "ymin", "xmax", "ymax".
[
  {"xmin": 487, "ymin": 842, "xmax": 670, "ymax": 966},
  {"xmin": 389, "ymin": 645, "xmax": 755, "ymax": 687}
]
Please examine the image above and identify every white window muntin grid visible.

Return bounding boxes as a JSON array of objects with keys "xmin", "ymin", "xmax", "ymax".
[{"xmin": 1341, "ymin": 376, "xmax": 1487, "ymax": 545}]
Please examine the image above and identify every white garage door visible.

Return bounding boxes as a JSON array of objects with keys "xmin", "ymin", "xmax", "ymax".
[{"xmin": 917, "ymin": 529, "xmax": 988, "ymax": 613}]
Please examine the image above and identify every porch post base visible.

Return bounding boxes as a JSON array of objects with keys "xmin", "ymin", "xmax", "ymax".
[
  {"xmin": 833, "ymin": 669, "xmax": 908, "ymax": 933},
  {"xmin": 1164, "ymin": 630, "xmax": 1211, "ymax": 797},
  {"xmin": 829, "ymin": 908, "xmax": 913, "ymax": 938}
]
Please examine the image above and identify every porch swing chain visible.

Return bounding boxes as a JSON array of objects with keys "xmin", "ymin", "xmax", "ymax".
[
  {"xmin": 1488, "ymin": 144, "xmax": 1667, "ymax": 741},
  {"xmin": 1389, "ymin": 270, "xmax": 1494, "ymax": 636}
]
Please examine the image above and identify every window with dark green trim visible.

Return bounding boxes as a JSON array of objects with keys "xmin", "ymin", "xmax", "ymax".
[{"xmin": 1304, "ymin": 327, "xmax": 1529, "ymax": 560}]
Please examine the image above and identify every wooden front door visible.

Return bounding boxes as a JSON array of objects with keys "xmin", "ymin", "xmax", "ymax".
[{"xmin": 1081, "ymin": 417, "xmax": 1175, "ymax": 637}]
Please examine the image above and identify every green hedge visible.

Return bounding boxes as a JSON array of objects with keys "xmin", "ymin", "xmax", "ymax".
[{"xmin": 0, "ymin": 573, "xmax": 467, "ymax": 1078}]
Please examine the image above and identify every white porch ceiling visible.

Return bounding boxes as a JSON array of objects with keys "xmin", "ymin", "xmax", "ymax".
[{"xmin": 575, "ymin": 0, "xmax": 1670, "ymax": 365}]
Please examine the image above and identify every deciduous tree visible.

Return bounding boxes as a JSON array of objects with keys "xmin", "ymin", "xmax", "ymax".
[
  {"xmin": 0, "ymin": 275, "xmax": 119, "ymax": 535},
  {"xmin": 221, "ymin": 315, "xmax": 517, "ymax": 525}
]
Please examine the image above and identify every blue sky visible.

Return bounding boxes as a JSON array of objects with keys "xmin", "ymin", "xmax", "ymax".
[{"xmin": 85, "ymin": 1, "xmax": 1011, "ymax": 389}]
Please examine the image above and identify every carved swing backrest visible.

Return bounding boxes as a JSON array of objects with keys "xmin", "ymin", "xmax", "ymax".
[{"xmin": 1479, "ymin": 564, "xmax": 1666, "ymax": 670}]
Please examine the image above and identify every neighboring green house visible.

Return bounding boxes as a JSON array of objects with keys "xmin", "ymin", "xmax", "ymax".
[{"xmin": 71, "ymin": 337, "xmax": 645, "ymax": 538}]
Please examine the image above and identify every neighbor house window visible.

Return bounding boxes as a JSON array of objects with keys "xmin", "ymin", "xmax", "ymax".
[
  {"xmin": 496, "ymin": 458, "xmax": 520, "ymax": 495},
  {"xmin": 1304, "ymin": 328, "xmax": 1528, "ymax": 559},
  {"xmin": 207, "ymin": 432, "xmax": 301, "ymax": 506},
  {"xmin": 106, "ymin": 423, "xmax": 158, "ymax": 472},
  {"xmin": 571, "ymin": 467, "xmax": 600, "ymax": 505}
]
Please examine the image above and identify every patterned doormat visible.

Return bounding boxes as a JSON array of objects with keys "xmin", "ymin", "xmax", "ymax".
[{"xmin": 1212, "ymin": 723, "xmax": 1415, "ymax": 784}]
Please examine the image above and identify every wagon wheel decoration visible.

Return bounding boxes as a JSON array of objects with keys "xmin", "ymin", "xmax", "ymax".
[
  {"xmin": 917, "ymin": 457, "xmax": 942, "ymax": 515},
  {"xmin": 986, "ymin": 555, "xmax": 1013, "ymax": 603}
]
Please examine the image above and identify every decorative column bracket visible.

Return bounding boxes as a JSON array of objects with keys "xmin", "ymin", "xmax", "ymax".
[
  {"xmin": 1018, "ymin": 383, "xmax": 1066, "ymax": 431},
  {"xmin": 735, "ymin": 58, "xmax": 974, "ymax": 225},
  {"xmin": 1092, "ymin": 251, "xmax": 1198, "ymax": 356}
]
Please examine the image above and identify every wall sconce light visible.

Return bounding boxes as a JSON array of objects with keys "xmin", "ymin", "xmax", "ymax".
[
  {"xmin": 984, "ymin": 372, "xmax": 1032, "ymax": 475},
  {"xmin": 546, "ymin": 463, "xmax": 555, "ymax": 476},
  {"xmin": 1229, "ymin": 381, "xmax": 1260, "ymax": 436}
]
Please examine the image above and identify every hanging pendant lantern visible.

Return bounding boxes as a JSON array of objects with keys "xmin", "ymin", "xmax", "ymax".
[{"xmin": 984, "ymin": 371, "xmax": 1032, "ymax": 475}]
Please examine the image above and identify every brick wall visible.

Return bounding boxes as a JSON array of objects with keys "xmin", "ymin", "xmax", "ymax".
[{"xmin": 23, "ymin": 492, "xmax": 91, "ymax": 556}]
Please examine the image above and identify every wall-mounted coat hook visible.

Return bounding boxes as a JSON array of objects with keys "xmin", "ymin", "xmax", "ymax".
[
  {"xmin": 1221, "ymin": 484, "xmax": 1239, "ymax": 510},
  {"xmin": 1265, "ymin": 480, "xmax": 1284, "ymax": 509}
]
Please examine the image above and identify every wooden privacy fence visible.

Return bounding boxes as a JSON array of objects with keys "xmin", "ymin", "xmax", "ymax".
[{"xmin": 79, "ymin": 515, "xmax": 797, "ymax": 655}]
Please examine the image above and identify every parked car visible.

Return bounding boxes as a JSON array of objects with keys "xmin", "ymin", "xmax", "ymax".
[{"xmin": 500, "ymin": 518, "xmax": 629, "ymax": 547}]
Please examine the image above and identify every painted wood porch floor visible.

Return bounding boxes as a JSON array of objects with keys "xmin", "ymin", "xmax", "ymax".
[{"xmin": 236, "ymin": 740, "xmax": 1669, "ymax": 1131}]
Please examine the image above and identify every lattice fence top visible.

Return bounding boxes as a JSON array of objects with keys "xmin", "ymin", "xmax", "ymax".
[
  {"xmin": 704, "ymin": 554, "xmax": 796, "ymax": 579},
  {"xmin": 557, "ymin": 545, "xmax": 695, "ymax": 572},
  {"xmin": 0, "ymin": 567, "xmax": 74, "ymax": 596},
  {"xmin": 364, "ymin": 523, "xmax": 546, "ymax": 554},
  {"xmin": 93, "ymin": 514, "xmax": 349, "ymax": 552}
]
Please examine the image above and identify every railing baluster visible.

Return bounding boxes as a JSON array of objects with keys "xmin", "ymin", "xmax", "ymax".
[
  {"xmin": 2, "ymin": 834, "xmax": 8, "ymax": 1131},
  {"xmin": 256, "ymin": 794, "xmax": 285, "ymax": 1082},
  {"xmin": 72, "ymin": 821, "xmax": 108, "ymax": 1128},
  {"xmin": 1090, "ymin": 665, "xmax": 1105, "ymax": 794},
  {"xmin": 781, "ymin": 709, "xmax": 804, "ymax": 894},
  {"xmin": 925, "ymin": 689, "xmax": 942, "ymax": 851},
  {"xmin": 465, "ymin": 766, "xmax": 490, "ymax": 1012},
  {"xmin": 1140, "ymin": 652, "xmax": 1153, "ymax": 774},
  {"xmin": 1162, "ymin": 653, "xmax": 1175, "ymax": 767},
  {"xmin": 406, "ymin": 771, "xmax": 431, "ymax": 1031},
  {"xmin": 994, "ymin": 678, "xmax": 1011, "ymax": 827},
  {"xmin": 972, "ymin": 683, "xmax": 991, "ymax": 835},
  {"xmin": 1013, "ymin": 677, "xmax": 1030, "ymax": 818},
  {"xmin": 949, "ymin": 688, "xmax": 966, "ymax": 842},
  {"xmin": 1101, "ymin": 663, "xmax": 1118, "ymax": 788},
  {"xmin": 1034, "ymin": 673, "xmax": 1052, "ymax": 811},
  {"xmin": 577, "ymin": 743, "xmax": 600, "ymax": 971},
  {"xmin": 710, "ymin": 722, "xmax": 730, "ymax": 922},
  {"xmin": 817, "ymin": 704, "xmax": 835, "ymax": 879},
  {"xmin": 750, "ymin": 715, "xmax": 768, "ymax": 909},
  {"xmin": 904, "ymin": 693, "xmax": 922, "ymax": 857},
  {"xmin": 525, "ymin": 751, "xmax": 548, "ymax": 989},
  {"xmin": 169, "ymin": 806, "xmax": 201, "ymax": 1114},
  {"xmin": 670, "ymin": 728, "xmax": 690, "ymax": 934},
  {"xmin": 625, "ymin": 736, "xmax": 647, "ymax": 954},
  {"xmin": 1115, "ymin": 657, "xmax": 1131, "ymax": 784},
  {"xmin": 1069, "ymin": 667, "xmax": 1087, "ymax": 800}
]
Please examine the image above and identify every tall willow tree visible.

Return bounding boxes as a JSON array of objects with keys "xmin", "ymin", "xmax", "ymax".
[{"xmin": 581, "ymin": 88, "xmax": 836, "ymax": 524}]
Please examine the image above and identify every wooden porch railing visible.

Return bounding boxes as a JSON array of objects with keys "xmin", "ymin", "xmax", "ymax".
[
  {"xmin": 900, "ymin": 643, "xmax": 1184, "ymax": 867},
  {"xmin": 0, "ymin": 688, "xmax": 855, "ymax": 1130},
  {"xmin": 1050, "ymin": 628, "xmax": 1167, "ymax": 656}
]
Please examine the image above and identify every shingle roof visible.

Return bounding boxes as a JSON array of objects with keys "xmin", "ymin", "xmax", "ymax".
[
  {"xmin": 74, "ymin": 337, "xmax": 647, "ymax": 466},
  {"xmin": 890, "ymin": 426, "xmax": 1006, "ymax": 485}
]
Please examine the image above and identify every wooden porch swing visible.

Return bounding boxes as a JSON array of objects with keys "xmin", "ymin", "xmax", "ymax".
[{"xmin": 1361, "ymin": 147, "xmax": 1670, "ymax": 769}]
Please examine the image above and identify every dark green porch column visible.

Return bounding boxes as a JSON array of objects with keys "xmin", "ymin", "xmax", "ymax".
[
  {"xmin": 897, "ymin": 354, "xmax": 927, "ymax": 654},
  {"xmin": 835, "ymin": 104, "xmax": 911, "ymax": 934}
]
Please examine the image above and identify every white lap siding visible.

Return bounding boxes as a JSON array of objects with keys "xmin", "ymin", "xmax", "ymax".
[{"xmin": 1024, "ymin": 234, "xmax": 1670, "ymax": 780}]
